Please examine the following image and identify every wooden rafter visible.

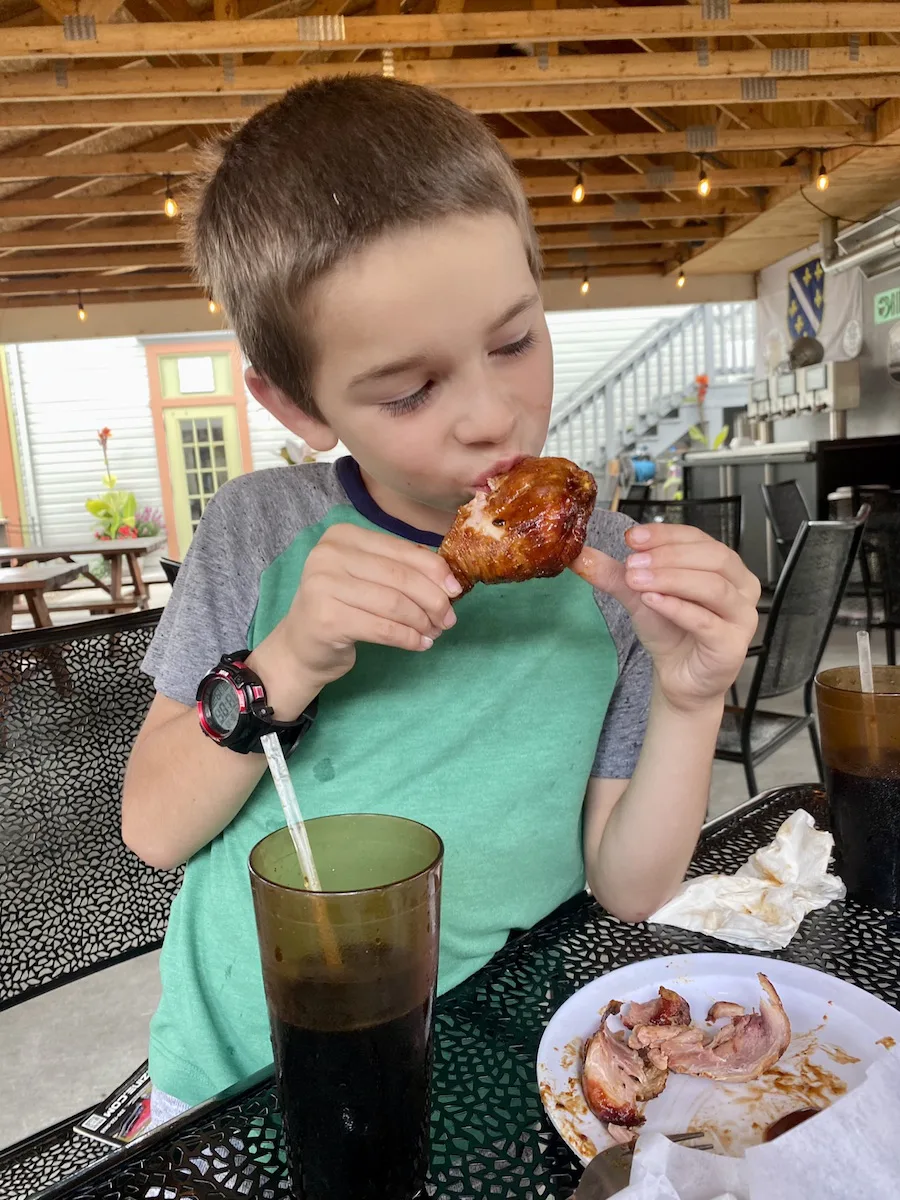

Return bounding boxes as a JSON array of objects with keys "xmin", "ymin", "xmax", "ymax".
[
  {"xmin": 1, "ymin": 75, "xmax": 898, "ymax": 129},
  {"xmin": 0, "ymin": 129, "xmax": 863, "ymax": 180},
  {"xmin": 6, "ymin": 50, "xmax": 900, "ymax": 98},
  {"xmin": 7, "ymin": 6, "xmax": 900, "ymax": 58}
]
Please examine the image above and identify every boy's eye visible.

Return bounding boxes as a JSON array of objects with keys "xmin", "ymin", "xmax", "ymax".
[
  {"xmin": 380, "ymin": 382, "xmax": 433, "ymax": 417},
  {"xmin": 492, "ymin": 331, "xmax": 537, "ymax": 359}
]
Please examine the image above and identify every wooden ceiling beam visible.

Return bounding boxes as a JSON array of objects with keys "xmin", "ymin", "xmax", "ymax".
[
  {"xmin": 542, "ymin": 248, "xmax": 670, "ymax": 269},
  {"xmin": 0, "ymin": 269, "xmax": 194, "ymax": 295},
  {"xmin": 0, "ymin": 247, "xmax": 184, "ymax": 274},
  {"xmin": 543, "ymin": 263, "xmax": 665, "ymax": 280},
  {"xmin": 0, "ymin": 208, "xmax": 737, "ymax": 249},
  {"xmin": 4, "ymin": 50, "xmax": 900, "ymax": 98},
  {"xmin": 0, "ymin": 129, "xmax": 861, "ymax": 179},
  {"xmin": 6, "ymin": 6, "xmax": 900, "ymax": 58},
  {"xmin": 531, "ymin": 197, "xmax": 760, "ymax": 227},
  {"xmin": 2, "ymin": 75, "xmax": 898, "ymax": 129},
  {"xmin": 0, "ymin": 168, "xmax": 806, "ymax": 219},
  {"xmin": 0, "ymin": 287, "xmax": 206, "ymax": 308}
]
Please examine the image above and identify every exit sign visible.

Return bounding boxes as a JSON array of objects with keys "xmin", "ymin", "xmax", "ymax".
[{"xmin": 874, "ymin": 287, "xmax": 900, "ymax": 324}]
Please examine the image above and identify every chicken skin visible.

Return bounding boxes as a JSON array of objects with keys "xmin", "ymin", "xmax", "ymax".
[{"xmin": 439, "ymin": 456, "xmax": 597, "ymax": 595}]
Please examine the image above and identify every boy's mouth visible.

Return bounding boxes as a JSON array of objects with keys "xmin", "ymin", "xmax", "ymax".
[{"xmin": 471, "ymin": 454, "xmax": 528, "ymax": 491}]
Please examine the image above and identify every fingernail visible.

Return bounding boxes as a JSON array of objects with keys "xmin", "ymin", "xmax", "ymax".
[
  {"xmin": 445, "ymin": 575, "xmax": 463, "ymax": 597},
  {"xmin": 629, "ymin": 527, "xmax": 651, "ymax": 545},
  {"xmin": 626, "ymin": 552, "xmax": 651, "ymax": 568},
  {"xmin": 442, "ymin": 608, "xmax": 457, "ymax": 629},
  {"xmin": 642, "ymin": 592, "xmax": 662, "ymax": 605},
  {"xmin": 420, "ymin": 636, "xmax": 434, "ymax": 650},
  {"xmin": 628, "ymin": 569, "xmax": 654, "ymax": 586}
]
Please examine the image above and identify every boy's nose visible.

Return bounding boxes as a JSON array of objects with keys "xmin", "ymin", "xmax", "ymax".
[{"xmin": 454, "ymin": 381, "xmax": 517, "ymax": 446}]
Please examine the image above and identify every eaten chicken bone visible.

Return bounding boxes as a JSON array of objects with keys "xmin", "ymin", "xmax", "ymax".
[
  {"xmin": 438, "ymin": 456, "xmax": 596, "ymax": 595},
  {"xmin": 582, "ymin": 1000, "xmax": 668, "ymax": 1128},
  {"xmin": 582, "ymin": 975, "xmax": 791, "ymax": 1133},
  {"xmin": 664, "ymin": 975, "xmax": 791, "ymax": 1083},
  {"xmin": 622, "ymin": 986, "xmax": 692, "ymax": 1030}
]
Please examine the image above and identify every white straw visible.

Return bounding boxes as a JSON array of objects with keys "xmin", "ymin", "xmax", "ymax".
[
  {"xmin": 261, "ymin": 731, "xmax": 323, "ymax": 891},
  {"xmin": 857, "ymin": 630, "xmax": 875, "ymax": 694},
  {"xmin": 261, "ymin": 732, "xmax": 342, "ymax": 968}
]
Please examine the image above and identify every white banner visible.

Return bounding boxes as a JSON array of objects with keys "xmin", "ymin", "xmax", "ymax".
[{"xmin": 755, "ymin": 243, "xmax": 863, "ymax": 378}]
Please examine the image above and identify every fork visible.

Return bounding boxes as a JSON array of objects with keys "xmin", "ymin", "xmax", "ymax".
[{"xmin": 572, "ymin": 1131, "xmax": 715, "ymax": 1200}]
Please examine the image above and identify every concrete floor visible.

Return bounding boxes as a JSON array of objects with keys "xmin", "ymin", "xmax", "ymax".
[{"xmin": 0, "ymin": 623, "xmax": 887, "ymax": 1151}]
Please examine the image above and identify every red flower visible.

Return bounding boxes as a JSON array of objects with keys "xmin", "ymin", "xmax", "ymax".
[
  {"xmin": 98, "ymin": 427, "xmax": 112, "ymax": 448},
  {"xmin": 94, "ymin": 532, "xmax": 111, "ymax": 540},
  {"xmin": 117, "ymin": 525, "xmax": 138, "ymax": 538}
]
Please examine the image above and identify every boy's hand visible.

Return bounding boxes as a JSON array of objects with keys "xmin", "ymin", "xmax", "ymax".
[
  {"xmin": 572, "ymin": 524, "xmax": 760, "ymax": 714},
  {"xmin": 253, "ymin": 525, "xmax": 461, "ymax": 715}
]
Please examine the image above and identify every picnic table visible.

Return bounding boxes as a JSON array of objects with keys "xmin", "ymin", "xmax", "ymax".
[
  {"xmin": 8, "ymin": 782, "xmax": 898, "ymax": 1200},
  {"xmin": 0, "ymin": 536, "xmax": 167, "ymax": 617},
  {"xmin": 0, "ymin": 563, "xmax": 83, "ymax": 632}
]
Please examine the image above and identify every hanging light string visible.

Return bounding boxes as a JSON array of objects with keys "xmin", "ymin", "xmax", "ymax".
[
  {"xmin": 571, "ymin": 163, "xmax": 585, "ymax": 205},
  {"xmin": 580, "ymin": 273, "xmax": 590, "ymax": 296},
  {"xmin": 164, "ymin": 175, "xmax": 179, "ymax": 219},
  {"xmin": 77, "ymin": 291, "xmax": 87, "ymax": 322},
  {"xmin": 816, "ymin": 151, "xmax": 830, "ymax": 193},
  {"xmin": 697, "ymin": 157, "xmax": 711, "ymax": 198}
]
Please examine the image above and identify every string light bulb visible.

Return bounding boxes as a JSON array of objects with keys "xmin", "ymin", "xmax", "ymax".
[
  {"xmin": 208, "ymin": 298, "xmax": 219, "ymax": 315},
  {"xmin": 676, "ymin": 270, "xmax": 686, "ymax": 289},
  {"xmin": 77, "ymin": 292, "xmax": 87, "ymax": 322},
  {"xmin": 816, "ymin": 155, "xmax": 830, "ymax": 192},
  {"xmin": 697, "ymin": 162, "xmax": 711, "ymax": 198},
  {"xmin": 580, "ymin": 273, "xmax": 590, "ymax": 296},
  {"xmin": 164, "ymin": 176, "xmax": 178, "ymax": 219},
  {"xmin": 571, "ymin": 167, "xmax": 585, "ymax": 205}
]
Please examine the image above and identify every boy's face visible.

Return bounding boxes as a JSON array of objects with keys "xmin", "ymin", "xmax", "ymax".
[{"xmin": 254, "ymin": 212, "xmax": 553, "ymax": 535}]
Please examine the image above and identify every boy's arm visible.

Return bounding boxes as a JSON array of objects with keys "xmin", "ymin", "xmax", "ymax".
[
  {"xmin": 582, "ymin": 681, "xmax": 722, "ymax": 923},
  {"xmin": 121, "ymin": 635, "xmax": 324, "ymax": 870},
  {"xmin": 574, "ymin": 522, "xmax": 759, "ymax": 923},
  {"xmin": 123, "ymin": 523, "xmax": 459, "ymax": 870}
]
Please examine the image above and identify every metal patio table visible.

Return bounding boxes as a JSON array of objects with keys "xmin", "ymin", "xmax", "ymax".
[{"xmin": 10, "ymin": 782, "xmax": 900, "ymax": 1200}]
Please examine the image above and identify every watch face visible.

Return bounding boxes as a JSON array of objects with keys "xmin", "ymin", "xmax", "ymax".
[{"xmin": 205, "ymin": 677, "xmax": 241, "ymax": 735}]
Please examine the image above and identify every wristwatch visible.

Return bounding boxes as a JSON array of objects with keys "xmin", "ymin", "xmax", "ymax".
[{"xmin": 196, "ymin": 651, "xmax": 317, "ymax": 755}]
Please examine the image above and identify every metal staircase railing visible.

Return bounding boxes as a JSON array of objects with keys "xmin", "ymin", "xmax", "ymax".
[{"xmin": 544, "ymin": 302, "xmax": 755, "ymax": 476}]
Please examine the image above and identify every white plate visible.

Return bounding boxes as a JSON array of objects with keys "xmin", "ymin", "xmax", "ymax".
[{"xmin": 536, "ymin": 953, "xmax": 900, "ymax": 1163}]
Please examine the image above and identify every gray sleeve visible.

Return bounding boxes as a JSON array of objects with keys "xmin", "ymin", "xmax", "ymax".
[
  {"xmin": 141, "ymin": 479, "xmax": 264, "ymax": 706},
  {"xmin": 585, "ymin": 507, "xmax": 653, "ymax": 779},
  {"xmin": 141, "ymin": 464, "xmax": 339, "ymax": 706}
]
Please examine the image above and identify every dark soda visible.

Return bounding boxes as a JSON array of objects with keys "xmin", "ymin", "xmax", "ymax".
[
  {"xmin": 825, "ymin": 749, "xmax": 900, "ymax": 909},
  {"xmin": 266, "ymin": 946, "xmax": 434, "ymax": 1200}
]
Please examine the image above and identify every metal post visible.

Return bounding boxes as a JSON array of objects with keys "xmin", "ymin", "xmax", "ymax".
[
  {"xmin": 764, "ymin": 461, "xmax": 777, "ymax": 585},
  {"xmin": 829, "ymin": 409, "xmax": 848, "ymax": 440},
  {"xmin": 702, "ymin": 303, "xmax": 717, "ymax": 385}
]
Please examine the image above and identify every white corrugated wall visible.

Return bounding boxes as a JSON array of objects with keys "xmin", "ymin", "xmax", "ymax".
[
  {"xmin": 547, "ymin": 306, "xmax": 691, "ymax": 412},
  {"xmin": 9, "ymin": 339, "xmax": 163, "ymax": 546}
]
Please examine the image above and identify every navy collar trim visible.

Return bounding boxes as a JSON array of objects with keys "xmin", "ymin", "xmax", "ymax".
[{"xmin": 335, "ymin": 457, "xmax": 444, "ymax": 548}]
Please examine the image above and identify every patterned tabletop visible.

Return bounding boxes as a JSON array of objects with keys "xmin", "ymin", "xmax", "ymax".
[{"xmin": 27, "ymin": 783, "xmax": 900, "ymax": 1200}]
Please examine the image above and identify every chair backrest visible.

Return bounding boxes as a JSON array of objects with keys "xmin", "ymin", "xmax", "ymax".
[
  {"xmin": 861, "ymin": 511, "xmax": 900, "ymax": 624},
  {"xmin": 748, "ymin": 511, "xmax": 867, "ymax": 704},
  {"xmin": 625, "ymin": 483, "xmax": 651, "ymax": 502},
  {"xmin": 760, "ymin": 480, "xmax": 810, "ymax": 560},
  {"xmin": 618, "ymin": 495, "xmax": 742, "ymax": 551},
  {"xmin": 160, "ymin": 557, "xmax": 181, "ymax": 586},
  {"xmin": 0, "ymin": 608, "xmax": 181, "ymax": 1010}
]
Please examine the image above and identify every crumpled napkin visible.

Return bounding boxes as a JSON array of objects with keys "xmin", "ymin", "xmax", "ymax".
[
  {"xmin": 648, "ymin": 809, "xmax": 845, "ymax": 950},
  {"xmin": 608, "ymin": 1048, "xmax": 900, "ymax": 1200}
]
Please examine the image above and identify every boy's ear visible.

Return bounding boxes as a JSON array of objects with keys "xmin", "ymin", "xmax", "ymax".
[{"xmin": 244, "ymin": 368, "xmax": 339, "ymax": 453}]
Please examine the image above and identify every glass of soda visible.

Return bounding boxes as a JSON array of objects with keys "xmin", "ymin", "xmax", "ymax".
[
  {"xmin": 815, "ymin": 665, "xmax": 900, "ymax": 908},
  {"xmin": 249, "ymin": 814, "xmax": 443, "ymax": 1200}
]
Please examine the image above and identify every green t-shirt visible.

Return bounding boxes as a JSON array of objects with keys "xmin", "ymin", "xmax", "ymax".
[{"xmin": 142, "ymin": 458, "xmax": 651, "ymax": 1105}]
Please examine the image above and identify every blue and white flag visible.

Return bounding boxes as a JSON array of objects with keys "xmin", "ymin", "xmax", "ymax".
[{"xmin": 787, "ymin": 256, "xmax": 825, "ymax": 341}]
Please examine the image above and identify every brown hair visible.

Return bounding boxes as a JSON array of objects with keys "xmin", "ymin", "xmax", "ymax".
[{"xmin": 189, "ymin": 76, "xmax": 541, "ymax": 417}]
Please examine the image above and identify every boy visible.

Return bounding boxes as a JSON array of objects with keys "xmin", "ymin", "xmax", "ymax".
[{"xmin": 123, "ymin": 77, "xmax": 759, "ymax": 1124}]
